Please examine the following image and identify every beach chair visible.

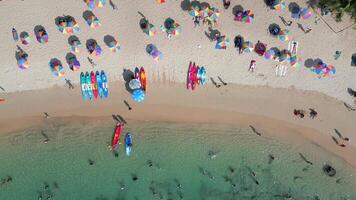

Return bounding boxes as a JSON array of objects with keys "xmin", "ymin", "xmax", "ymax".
[{"xmin": 288, "ymin": 40, "xmax": 298, "ymax": 55}]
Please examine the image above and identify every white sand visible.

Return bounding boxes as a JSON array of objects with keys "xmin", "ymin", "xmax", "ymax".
[{"xmin": 0, "ymin": 0, "xmax": 355, "ymax": 104}]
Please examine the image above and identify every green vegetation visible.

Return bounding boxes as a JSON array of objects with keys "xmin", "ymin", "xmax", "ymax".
[{"xmin": 308, "ymin": 0, "xmax": 356, "ymax": 23}]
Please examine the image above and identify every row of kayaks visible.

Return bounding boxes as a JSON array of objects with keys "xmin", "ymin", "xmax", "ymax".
[
  {"xmin": 80, "ymin": 70, "xmax": 108, "ymax": 100},
  {"xmin": 187, "ymin": 61, "xmax": 207, "ymax": 90},
  {"xmin": 111, "ymin": 122, "xmax": 133, "ymax": 156}
]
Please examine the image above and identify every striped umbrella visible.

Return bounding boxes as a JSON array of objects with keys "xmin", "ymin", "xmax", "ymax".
[
  {"xmin": 85, "ymin": 0, "xmax": 96, "ymax": 9},
  {"xmin": 278, "ymin": 49, "xmax": 291, "ymax": 62},
  {"xmin": 215, "ymin": 35, "xmax": 230, "ymax": 49},
  {"xmin": 96, "ymin": 0, "xmax": 106, "ymax": 8},
  {"xmin": 71, "ymin": 40, "xmax": 83, "ymax": 53},
  {"xmin": 242, "ymin": 41, "xmax": 254, "ymax": 53},
  {"xmin": 301, "ymin": 7, "xmax": 312, "ymax": 19},
  {"xmin": 87, "ymin": 16, "xmax": 101, "ymax": 29},
  {"xmin": 20, "ymin": 32, "xmax": 30, "ymax": 45},
  {"xmin": 242, "ymin": 10, "xmax": 254, "ymax": 23},
  {"xmin": 17, "ymin": 57, "xmax": 30, "ymax": 70},
  {"xmin": 36, "ymin": 30, "xmax": 48, "ymax": 44},
  {"xmin": 208, "ymin": 7, "xmax": 220, "ymax": 21},
  {"xmin": 289, "ymin": 55, "xmax": 302, "ymax": 67},
  {"xmin": 200, "ymin": 6, "xmax": 210, "ymax": 18},
  {"xmin": 323, "ymin": 65, "xmax": 336, "ymax": 77},
  {"xmin": 67, "ymin": 56, "xmax": 80, "ymax": 71},
  {"xmin": 189, "ymin": 8, "xmax": 200, "ymax": 17},
  {"xmin": 143, "ymin": 24, "xmax": 156, "ymax": 36},
  {"xmin": 279, "ymin": 29, "xmax": 290, "ymax": 42},
  {"xmin": 132, "ymin": 89, "xmax": 145, "ymax": 102},
  {"xmin": 264, "ymin": 49, "xmax": 275, "ymax": 60},
  {"xmin": 108, "ymin": 40, "xmax": 120, "ymax": 53}
]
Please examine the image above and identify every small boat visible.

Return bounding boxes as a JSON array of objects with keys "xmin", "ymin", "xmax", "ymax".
[
  {"xmin": 134, "ymin": 67, "xmax": 140, "ymax": 79},
  {"xmin": 139, "ymin": 67, "xmax": 147, "ymax": 92},
  {"xmin": 196, "ymin": 66, "xmax": 201, "ymax": 85},
  {"xmin": 190, "ymin": 62, "xmax": 197, "ymax": 90},
  {"xmin": 186, "ymin": 61, "xmax": 192, "ymax": 90},
  {"xmin": 201, "ymin": 67, "xmax": 207, "ymax": 85},
  {"xmin": 80, "ymin": 72, "xmax": 89, "ymax": 100},
  {"xmin": 85, "ymin": 72, "xmax": 93, "ymax": 100},
  {"xmin": 125, "ymin": 132, "xmax": 133, "ymax": 156},
  {"xmin": 91, "ymin": 71, "xmax": 98, "ymax": 99},
  {"xmin": 96, "ymin": 71, "xmax": 104, "ymax": 99},
  {"xmin": 112, "ymin": 122, "xmax": 123, "ymax": 151},
  {"xmin": 101, "ymin": 70, "xmax": 109, "ymax": 98}
]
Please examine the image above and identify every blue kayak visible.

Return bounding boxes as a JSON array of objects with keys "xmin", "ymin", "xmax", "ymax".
[
  {"xmin": 125, "ymin": 133, "xmax": 133, "ymax": 156},
  {"xmin": 101, "ymin": 70, "xmax": 109, "ymax": 98},
  {"xmin": 201, "ymin": 67, "xmax": 207, "ymax": 85},
  {"xmin": 85, "ymin": 72, "xmax": 93, "ymax": 100},
  {"xmin": 96, "ymin": 71, "xmax": 104, "ymax": 99},
  {"xmin": 80, "ymin": 72, "xmax": 89, "ymax": 100}
]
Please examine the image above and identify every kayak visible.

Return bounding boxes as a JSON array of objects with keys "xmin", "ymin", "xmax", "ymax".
[
  {"xmin": 125, "ymin": 132, "xmax": 133, "ymax": 156},
  {"xmin": 112, "ymin": 122, "xmax": 123, "ymax": 151},
  {"xmin": 190, "ymin": 62, "xmax": 197, "ymax": 90},
  {"xmin": 101, "ymin": 70, "xmax": 109, "ymax": 98},
  {"xmin": 186, "ymin": 61, "xmax": 192, "ymax": 90},
  {"xmin": 85, "ymin": 72, "xmax": 93, "ymax": 100},
  {"xmin": 91, "ymin": 71, "xmax": 98, "ymax": 99},
  {"xmin": 139, "ymin": 67, "xmax": 147, "ymax": 92},
  {"xmin": 196, "ymin": 66, "xmax": 201, "ymax": 85},
  {"xmin": 96, "ymin": 71, "xmax": 104, "ymax": 99},
  {"xmin": 80, "ymin": 72, "xmax": 89, "ymax": 100},
  {"xmin": 201, "ymin": 67, "xmax": 207, "ymax": 85},
  {"xmin": 134, "ymin": 67, "xmax": 140, "ymax": 79}
]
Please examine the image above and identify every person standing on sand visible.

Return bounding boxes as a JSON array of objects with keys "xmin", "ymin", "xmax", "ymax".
[
  {"xmin": 248, "ymin": 60, "xmax": 256, "ymax": 72},
  {"xmin": 309, "ymin": 108, "xmax": 317, "ymax": 119},
  {"xmin": 193, "ymin": 16, "xmax": 200, "ymax": 27},
  {"xmin": 223, "ymin": 0, "xmax": 231, "ymax": 9}
]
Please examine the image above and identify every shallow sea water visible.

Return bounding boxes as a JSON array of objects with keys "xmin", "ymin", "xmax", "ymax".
[{"xmin": 0, "ymin": 118, "xmax": 355, "ymax": 200}]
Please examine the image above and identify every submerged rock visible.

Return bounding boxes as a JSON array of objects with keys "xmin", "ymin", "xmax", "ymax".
[{"xmin": 323, "ymin": 164, "xmax": 336, "ymax": 177}]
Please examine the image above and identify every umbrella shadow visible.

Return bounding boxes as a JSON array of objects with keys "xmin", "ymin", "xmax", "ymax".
[
  {"xmin": 68, "ymin": 35, "xmax": 80, "ymax": 45},
  {"xmin": 232, "ymin": 5, "xmax": 244, "ymax": 15},
  {"xmin": 122, "ymin": 69, "xmax": 134, "ymax": 93},
  {"xmin": 270, "ymin": 47, "xmax": 281, "ymax": 56},
  {"xmin": 54, "ymin": 16, "xmax": 65, "ymax": 26},
  {"xmin": 86, "ymin": 39, "xmax": 98, "ymax": 49},
  {"xmin": 204, "ymin": 27, "xmax": 221, "ymax": 42},
  {"xmin": 34, "ymin": 25, "xmax": 46, "ymax": 35},
  {"xmin": 65, "ymin": 52, "xmax": 76, "ymax": 66},
  {"xmin": 180, "ymin": 0, "xmax": 192, "ymax": 11},
  {"xmin": 103, "ymin": 35, "xmax": 116, "ymax": 47},
  {"xmin": 139, "ymin": 18, "xmax": 149, "ymax": 30},
  {"xmin": 19, "ymin": 31, "xmax": 29, "ymax": 39},
  {"xmin": 15, "ymin": 45, "xmax": 27, "ymax": 61},
  {"xmin": 200, "ymin": 2, "xmax": 211, "ymax": 9},
  {"xmin": 83, "ymin": 10, "xmax": 95, "ymax": 21},
  {"xmin": 49, "ymin": 58, "xmax": 61, "ymax": 67},
  {"xmin": 288, "ymin": 2, "xmax": 300, "ymax": 13},
  {"xmin": 304, "ymin": 58, "xmax": 314, "ymax": 68},
  {"xmin": 313, "ymin": 58, "xmax": 323, "ymax": 65}
]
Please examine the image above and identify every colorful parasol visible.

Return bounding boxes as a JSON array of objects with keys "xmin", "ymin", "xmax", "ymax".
[
  {"xmin": 67, "ymin": 56, "xmax": 80, "ymax": 71},
  {"xmin": 156, "ymin": 0, "xmax": 166, "ymax": 4},
  {"xmin": 70, "ymin": 40, "xmax": 83, "ymax": 53},
  {"xmin": 301, "ymin": 7, "xmax": 312, "ymax": 20},
  {"xmin": 208, "ymin": 7, "xmax": 220, "ymax": 21},
  {"xmin": 86, "ymin": 16, "xmax": 101, "ymax": 29},
  {"xmin": 215, "ymin": 35, "xmax": 230, "ymax": 49},
  {"xmin": 289, "ymin": 55, "xmax": 302, "ymax": 67},
  {"xmin": 143, "ymin": 23, "xmax": 156, "ymax": 36},
  {"xmin": 85, "ymin": 0, "xmax": 96, "ymax": 9},
  {"xmin": 132, "ymin": 89, "xmax": 145, "ymax": 102},
  {"xmin": 279, "ymin": 29, "xmax": 290, "ymax": 42},
  {"xmin": 273, "ymin": 0, "xmax": 286, "ymax": 10},
  {"xmin": 20, "ymin": 32, "xmax": 30, "ymax": 45},
  {"xmin": 96, "ymin": 0, "xmax": 106, "ymax": 8},
  {"xmin": 279, "ymin": 49, "xmax": 291, "ymax": 62},
  {"xmin": 323, "ymin": 65, "xmax": 336, "ymax": 77},
  {"xmin": 17, "ymin": 57, "xmax": 30, "ymax": 70},
  {"xmin": 242, "ymin": 10, "xmax": 254, "ymax": 23},
  {"xmin": 255, "ymin": 41, "xmax": 267, "ymax": 56},
  {"xmin": 87, "ymin": 40, "xmax": 102, "ymax": 56},
  {"xmin": 108, "ymin": 40, "xmax": 120, "ymax": 53},
  {"xmin": 264, "ymin": 49, "xmax": 275, "ymax": 60},
  {"xmin": 36, "ymin": 29, "xmax": 48, "ymax": 44},
  {"xmin": 242, "ymin": 41, "xmax": 254, "ymax": 53},
  {"xmin": 200, "ymin": 6, "xmax": 210, "ymax": 18},
  {"xmin": 49, "ymin": 59, "xmax": 65, "ymax": 77},
  {"xmin": 189, "ymin": 8, "xmax": 200, "ymax": 17}
]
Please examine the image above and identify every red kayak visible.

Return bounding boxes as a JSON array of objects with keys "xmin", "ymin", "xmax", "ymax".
[
  {"xmin": 139, "ymin": 67, "xmax": 147, "ymax": 92},
  {"xmin": 111, "ymin": 122, "xmax": 123, "ymax": 151},
  {"xmin": 186, "ymin": 61, "xmax": 192, "ymax": 90},
  {"xmin": 90, "ymin": 71, "xmax": 99, "ymax": 99},
  {"xmin": 190, "ymin": 62, "xmax": 197, "ymax": 90}
]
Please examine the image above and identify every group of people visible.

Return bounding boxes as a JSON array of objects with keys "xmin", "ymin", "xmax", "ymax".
[{"xmin": 293, "ymin": 108, "xmax": 318, "ymax": 119}]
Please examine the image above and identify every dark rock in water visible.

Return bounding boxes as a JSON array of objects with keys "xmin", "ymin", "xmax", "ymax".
[
  {"xmin": 323, "ymin": 164, "xmax": 336, "ymax": 177},
  {"xmin": 131, "ymin": 174, "xmax": 138, "ymax": 181}
]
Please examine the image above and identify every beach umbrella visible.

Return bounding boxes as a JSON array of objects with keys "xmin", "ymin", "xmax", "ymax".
[
  {"xmin": 208, "ymin": 7, "xmax": 220, "ymax": 21},
  {"xmin": 96, "ymin": 0, "xmax": 106, "ymax": 8},
  {"xmin": 49, "ymin": 59, "xmax": 65, "ymax": 77},
  {"xmin": 170, "ymin": 23, "xmax": 182, "ymax": 36},
  {"xmin": 215, "ymin": 35, "xmax": 229, "ymax": 49},
  {"xmin": 289, "ymin": 55, "xmax": 302, "ymax": 67},
  {"xmin": 87, "ymin": 40, "xmax": 102, "ymax": 56},
  {"xmin": 269, "ymin": 23, "xmax": 281, "ymax": 36},
  {"xmin": 279, "ymin": 49, "xmax": 291, "ymax": 62},
  {"xmin": 67, "ymin": 56, "xmax": 80, "ymax": 71},
  {"xmin": 291, "ymin": 5, "xmax": 301, "ymax": 19},
  {"xmin": 189, "ymin": 8, "xmax": 200, "ymax": 17},
  {"xmin": 85, "ymin": 0, "xmax": 96, "ymax": 9},
  {"xmin": 255, "ymin": 41, "xmax": 267, "ymax": 56},
  {"xmin": 200, "ymin": 6, "xmax": 210, "ymax": 18},
  {"xmin": 129, "ymin": 79, "xmax": 141, "ymax": 90},
  {"xmin": 264, "ymin": 49, "xmax": 275, "ymax": 60},
  {"xmin": 86, "ymin": 16, "xmax": 101, "ymax": 29},
  {"xmin": 143, "ymin": 23, "xmax": 156, "ymax": 36},
  {"xmin": 301, "ymin": 7, "xmax": 312, "ymax": 20},
  {"xmin": 242, "ymin": 10, "xmax": 254, "ymax": 23},
  {"xmin": 132, "ymin": 89, "xmax": 145, "ymax": 102},
  {"xmin": 279, "ymin": 29, "xmax": 290, "ymax": 42},
  {"xmin": 146, "ymin": 44, "xmax": 158, "ymax": 55},
  {"xmin": 273, "ymin": 0, "xmax": 286, "ymax": 10},
  {"xmin": 323, "ymin": 65, "xmax": 336, "ymax": 77},
  {"xmin": 156, "ymin": 0, "xmax": 166, "ymax": 4},
  {"xmin": 242, "ymin": 41, "xmax": 254, "ymax": 53},
  {"xmin": 108, "ymin": 40, "xmax": 120, "ymax": 53},
  {"xmin": 36, "ymin": 30, "xmax": 48, "ymax": 44},
  {"xmin": 152, "ymin": 50, "xmax": 163, "ymax": 62},
  {"xmin": 17, "ymin": 57, "xmax": 30, "ymax": 70},
  {"xmin": 20, "ymin": 32, "xmax": 30, "ymax": 45},
  {"xmin": 265, "ymin": 0, "xmax": 280, "ymax": 7},
  {"xmin": 70, "ymin": 40, "xmax": 83, "ymax": 53}
]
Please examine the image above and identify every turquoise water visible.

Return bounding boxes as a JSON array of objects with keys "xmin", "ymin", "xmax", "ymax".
[{"xmin": 0, "ymin": 118, "xmax": 355, "ymax": 200}]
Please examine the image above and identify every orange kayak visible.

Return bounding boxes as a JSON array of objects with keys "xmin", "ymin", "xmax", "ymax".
[{"xmin": 140, "ymin": 67, "xmax": 147, "ymax": 92}]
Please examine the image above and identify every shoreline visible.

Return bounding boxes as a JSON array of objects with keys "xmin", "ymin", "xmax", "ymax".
[{"xmin": 1, "ymin": 82, "xmax": 356, "ymax": 168}]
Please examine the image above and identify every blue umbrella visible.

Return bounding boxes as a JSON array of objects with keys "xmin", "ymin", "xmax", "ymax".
[{"xmin": 132, "ymin": 89, "xmax": 145, "ymax": 102}]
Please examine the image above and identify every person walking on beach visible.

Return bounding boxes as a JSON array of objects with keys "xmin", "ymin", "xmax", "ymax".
[
  {"xmin": 248, "ymin": 60, "xmax": 256, "ymax": 72},
  {"xmin": 223, "ymin": 0, "xmax": 231, "ymax": 9},
  {"xmin": 65, "ymin": 79, "xmax": 74, "ymax": 89},
  {"xmin": 309, "ymin": 108, "xmax": 317, "ymax": 119},
  {"xmin": 193, "ymin": 16, "xmax": 201, "ymax": 27}
]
